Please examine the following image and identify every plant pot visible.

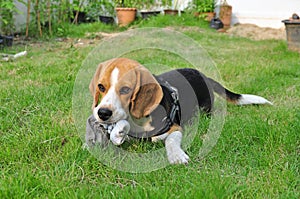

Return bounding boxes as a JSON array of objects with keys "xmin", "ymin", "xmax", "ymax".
[
  {"xmin": 140, "ymin": 11, "xmax": 161, "ymax": 19},
  {"xmin": 99, "ymin": 16, "xmax": 115, "ymax": 24},
  {"xmin": 0, "ymin": 35, "xmax": 13, "ymax": 47},
  {"xmin": 282, "ymin": 19, "xmax": 300, "ymax": 52},
  {"xmin": 194, "ymin": 12, "xmax": 216, "ymax": 21},
  {"xmin": 205, "ymin": 12, "xmax": 216, "ymax": 21},
  {"xmin": 220, "ymin": 5, "xmax": 232, "ymax": 29},
  {"xmin": 115, "ymin": 7, "xmax": 137, "ymax": 26},
  {"xmin": 210, "ymin": 18, "xmax": 224, "ymax": 30},
  {"xmin": 164, "ymin": 9, "xmax": 179, "ymax": 16},
  {"xmin": 72, "ymin": 11, "xmax": 87, "ymax": 23}
]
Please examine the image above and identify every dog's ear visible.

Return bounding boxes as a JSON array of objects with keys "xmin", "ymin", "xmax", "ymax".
[
  {"xmin": 130, "ymin": 67, "xmax": 163, "ymax": 119},
  {"xmin": 89, "ymin": 64, "xmax": 101, "ymax": 109},
  {"xmin": 89, "ymin": 59, "xmax": 115, "ymax": 109}
]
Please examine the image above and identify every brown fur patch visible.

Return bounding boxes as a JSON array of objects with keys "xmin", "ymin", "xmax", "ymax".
[{"xmin": 167, "ymin": 124, "xmax": 183, "ymax": 134}]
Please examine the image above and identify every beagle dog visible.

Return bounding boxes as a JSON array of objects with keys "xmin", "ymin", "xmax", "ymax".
[{"xmin": 89, "ymin": 58, "xmax": 272, "ymax": 164}]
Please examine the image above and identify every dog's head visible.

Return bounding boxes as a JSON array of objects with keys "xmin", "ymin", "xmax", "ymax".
[{"xmin": 89, "ymin": 58, "xmax": 163, "ymax": 124}]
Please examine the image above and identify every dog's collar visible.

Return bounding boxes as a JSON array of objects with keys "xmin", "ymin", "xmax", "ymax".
[{"xmin": 127, "ymin": 76, "xmax": 181, "ymax": 139}]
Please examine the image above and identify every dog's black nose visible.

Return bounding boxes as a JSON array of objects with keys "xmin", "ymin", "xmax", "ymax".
[{"xmin": 98, "ymin": 108, "xmax": 112, "ymax": 121}]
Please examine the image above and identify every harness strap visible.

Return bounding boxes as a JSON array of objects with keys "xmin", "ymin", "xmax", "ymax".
[{"xmin": 127, "ymin": 77, "xmax": 181, "ymax": 139}]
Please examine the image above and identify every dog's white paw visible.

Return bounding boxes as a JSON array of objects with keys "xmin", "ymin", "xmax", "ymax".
[
  {"xmin": 167, "ymin": 146, "xmax": 189, "ymax": 164},
  {"xmin": 110, "ymin": 120, "xmax": 130, "ymax": 145},
  {"xmin": 165, "ymin": 131, "xmax": 189, "ymax": 164}
]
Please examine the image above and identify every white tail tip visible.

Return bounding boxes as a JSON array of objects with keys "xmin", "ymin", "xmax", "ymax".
[{"xmin": 237, "ymin": 94, "xmax": 273, "ymax": 105}]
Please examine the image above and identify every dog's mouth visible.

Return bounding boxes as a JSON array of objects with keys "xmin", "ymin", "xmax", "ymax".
[
  {"xmin": 96, "ymin": 115, "xmax": 128, "ymax": 126},
  {"xmin": 93, "ymin": 107, "xmax": 127, "ymax": 124},
  {"xmin": 99, "ymin": 121, "xmax": 116, "ymax": 130},
  {"xmin": 99, "ymin": 120, "xmax": 117, "ymax": 125}
]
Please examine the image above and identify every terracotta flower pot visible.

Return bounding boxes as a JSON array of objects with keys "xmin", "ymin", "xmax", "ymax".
[
  {"xmin": 205, "ymin": 12, "xmax": 216, "ymax": 21},
  {"xmin": 220, "ymin": 5, "xmax": 232, "ymax": 29},
  {"xmin": 194, "ymin": 12, "xmax": 216, "ymax": 21},
  {"xmin": 116, "ymin": 7, "xmax": 137, "ymax": 26},
  {"xmin": 164, "ymin": 9, "xmax": 179, "ymax": 16}
]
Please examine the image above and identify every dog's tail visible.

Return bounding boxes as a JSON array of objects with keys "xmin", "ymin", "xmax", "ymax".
[{"xmin": 207, "ymin": 78, "xmax": 273, "ymax": 105}]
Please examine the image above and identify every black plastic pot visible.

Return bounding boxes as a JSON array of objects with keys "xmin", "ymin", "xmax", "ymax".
[
  {"xmin": 71, "ymin": 11, "xmax": 87, "ymax": 23},
  {"xmin": 282, "ymin": 19, "xmax": 300, "ymax": 52},
  {"xmin": 99, "ymin": 16, "xmax": 115, "ymax": 24},
  {"xmin": 140, "ymin": 11, "xmax": 161, "ymax": 19},
  {"xmin": 0, "ymin": 35, "xmax": 13, "ymax": 47},
  {"xmin": 210, "ymin": 18, "xmax": 224, "ymax": 30}
]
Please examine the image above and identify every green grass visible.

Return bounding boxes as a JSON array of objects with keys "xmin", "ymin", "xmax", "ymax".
[{"xmin": 0, "ymin": 14, "xmax": 299, "ymax": 198}]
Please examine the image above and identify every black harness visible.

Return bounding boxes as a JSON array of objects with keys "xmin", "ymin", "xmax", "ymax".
[{"xmin": 127, "ymin": 76, "xmax": 181, "ymax": 139}]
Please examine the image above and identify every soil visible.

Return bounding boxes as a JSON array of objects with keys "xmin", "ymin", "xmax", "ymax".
[
  {"xmin": 226, "ymin": 23, "xmax": 286, "ymax": 41},
  {"xmin": 166, "ymin": 24, "xmax": 286, "ymax": 41},
  {"xmin": 12, "ymin": 24, "xmax": 286, "ymax": 50},
  {"xmin": 67, "ymin": 24, "xmax": 287, "ymax": 48}
]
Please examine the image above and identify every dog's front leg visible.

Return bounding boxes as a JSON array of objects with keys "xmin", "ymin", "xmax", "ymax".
[
  {"xmin": 165, "ymin": 131, "xmax": 189, "ymax": 164},
  {"xmin": 110, "ymin": 120, "xmax": 130, "ymax": 145}
]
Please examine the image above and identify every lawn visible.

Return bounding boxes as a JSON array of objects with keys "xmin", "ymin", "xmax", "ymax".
[{"xmin": 0, "ymin": 14, "xmax": 299, "ymax": 198}]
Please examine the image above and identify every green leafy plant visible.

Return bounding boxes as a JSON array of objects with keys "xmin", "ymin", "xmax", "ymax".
[
  {"xmin": 0, "ymin": 0, "xmax": 21, "ymax": 35},
  {"xmin": 100, "ymin": 0, "xmax": 115, "ymax": 16},
  {"xmin": 54, "ymin": 0, "xmax": 72, "ymax": 24},
  {"xmin": 159, "ymin": 0, "xmax": 184, "ymax": 11},
  {"xmin": 87, "ymin": 0, "xmax": 115, "ymax": 17},
  {"xmin": 114, "ymin": 0, "xmax": 137, "ymax": 8},
  {"xmin": 25, "ymin": 0, "xmax": 73, "ymax": 37},
  {"xmin": 136, "ymin": 0, "xmax": 157, "ymax": 11},
  {"xmin": 193, "ymin": 0, "xmax": 216, "ymax": 13},
  {"xmin": 160, "ymin": 0, "xmax": 172, "ymax": 8},
  {"xmin": 86, "ymin": 0, "xmax": 103, "ymax": 20},
  {"xmin": 71, "ymin": 0, "xmax": 88, "ymax": 24}
]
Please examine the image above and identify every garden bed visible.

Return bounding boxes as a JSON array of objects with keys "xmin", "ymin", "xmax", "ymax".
[{"xmin": 227, "ymin": 23, "xmax": 286, "ymax": 40}]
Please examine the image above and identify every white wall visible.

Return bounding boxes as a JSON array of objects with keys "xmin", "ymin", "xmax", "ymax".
[
  {"xmin": 220, "ymin": 0, "xmax": 300, "ymax": 28},
  {"xmin": 190, "ymin": 0, "xmax": 300, "ymax": 28}
]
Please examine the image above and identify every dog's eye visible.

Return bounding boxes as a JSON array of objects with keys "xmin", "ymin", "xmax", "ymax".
[
  {"xmin": 119, "ymin": 86, "xmax": 131, "ymax": 95},
  {"xmin": 98, "ymin": 84, "xmax": 105, "ymax": 92}
]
